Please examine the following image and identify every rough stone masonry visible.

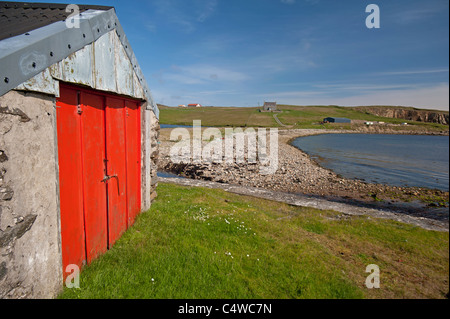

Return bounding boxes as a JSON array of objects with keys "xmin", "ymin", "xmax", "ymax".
[{"xmin": 0, "ymin": 90, "xmax": 62, "ymax": 299}]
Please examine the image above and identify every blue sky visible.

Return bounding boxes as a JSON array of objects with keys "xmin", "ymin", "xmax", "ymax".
[{"xmin": 15, "ymin": 0, "xmax": 449, "ymax": 110}]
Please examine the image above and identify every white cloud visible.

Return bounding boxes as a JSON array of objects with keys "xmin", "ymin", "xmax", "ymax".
[
  {"xmin": 373, "ymin": 68, "xmax": 449, "ymax": 76},
  {"xmin": 153, "ymin": 0, "xmax": 218, "ymax": 33},
  {"xmin": 197, "ymin": 0, "xmax": 218, "ymax": 22},
  {"xmin": 196, "ymin": 90, "xmax": 240, "ymax": 96},
  {"xmin": 265, "ymin": 84, "xmax": 450, "ymax": 111},
  {"xmin": 334, "ymin": 84, "xmax": 449, "ymax": 110},
  {"xmin": 144, "ymin": 22, "xmax": 157, "ymax": 33},
  {"xmin": 151, "ymin": 86, "xmax": 242, "ymax": 106},
  {"xmin": 391, "ymin": 5, "xmax": 445, "ymax": 25},
  {"xmin": 312, "ymin": 83, "xmax": 415, "ymax": 91},
  {"xmin": 162, "ymin": 64, "xmax": 250, "ymax": 85}
]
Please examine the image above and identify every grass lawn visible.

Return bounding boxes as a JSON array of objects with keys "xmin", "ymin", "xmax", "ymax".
[{"xmin": 59, "ymin": 183, "xmax": 449, "ymax": 299}]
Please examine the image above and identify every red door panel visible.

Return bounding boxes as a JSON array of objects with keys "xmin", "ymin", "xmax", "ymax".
[
  {"xmin": 56, "ymin": 86, "xmax": 86, "ymax": 276},
  {"xmin": 105, "ymin": 97, "xmax": 128, "ymax": 247},
  {"xmin": 80, "ymin": 92, "xmax": 108, "ymax": 263},
  {"xmin": 125, "ymin": 100, "xmax": 141, "ymax": 227}
]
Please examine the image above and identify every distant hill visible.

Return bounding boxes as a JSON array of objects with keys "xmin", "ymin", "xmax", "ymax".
[{"xmin": 158, "ymin": 104, "xmax": 449, "ymax": 130}]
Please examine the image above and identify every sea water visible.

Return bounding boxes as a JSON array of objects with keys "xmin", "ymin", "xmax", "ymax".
[{"xmin": 292, "ymin": 134, "xmax": 449, "ymax": 191}]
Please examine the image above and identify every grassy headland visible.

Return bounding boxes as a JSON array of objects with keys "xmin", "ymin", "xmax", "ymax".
[
  {"xmin": 158, "ymin": 104, "xmax": 449, "ymax": 133},
  {"xmin": 59, "ymin": 183, "xmax": 449, "ymax": 299}
]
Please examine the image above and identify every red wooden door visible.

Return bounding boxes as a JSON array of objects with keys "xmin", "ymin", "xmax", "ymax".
[
  {"xmin": 57, "ymin": 83, "xmax": 141, "ymax": 276},
  {"xmin": 125, "ymin": 100, "xmax": 141, "ymax": 227},
  {"xmin": 80, "ymin": 92, "xmax": 108, "ymax": 263},
  {"xmin": 57, "ymin": 86, "xmax": 86, "ymax": 274},
  {"xmin": 105, "ymin": 97, "xmax": 128, "ymax": 247}
]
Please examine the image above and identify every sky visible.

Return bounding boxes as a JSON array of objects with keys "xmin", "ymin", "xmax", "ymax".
[{"xmin": 12, "ymin": 0, "xmax": 449, "ymax": 110}]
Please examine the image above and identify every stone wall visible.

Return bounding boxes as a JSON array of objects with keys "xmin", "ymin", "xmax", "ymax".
[
  {"xmin": 149, "ymin": 108, "xmax": 160, "ymax": 203},
  {"xmin": 0, "ymin": 90, "xmax": 62, "ymax": 299}
]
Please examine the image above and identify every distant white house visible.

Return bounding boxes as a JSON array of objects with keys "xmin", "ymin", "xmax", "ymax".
[
  {"xmin": 188, "ymin": 104, "xmax": 202, "ymax": 108},
  {"xmin": 259, "ymin": 102, "xmax": 280, "ymax": 113},
  {"xmin": 263, "ymin": 102, "xmax": 277, "ymax": 112}
]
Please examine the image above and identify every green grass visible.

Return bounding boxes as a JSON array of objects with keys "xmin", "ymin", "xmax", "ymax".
[
  {"xmin": 58, "ymin": 183, "xmax": 449, "ymax": 299},
  {"xmin": 159, "ymin": 104, "xmax": 449, "ymax": 132},
  {"xmin": 159, "ymin": 105, "xmax": 276, "ymax": 127}
]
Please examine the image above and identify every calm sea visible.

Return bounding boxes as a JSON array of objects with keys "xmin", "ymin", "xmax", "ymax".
[{"xmin": 291, "ymin": 134, "xmax": 449, "ymax": 191}]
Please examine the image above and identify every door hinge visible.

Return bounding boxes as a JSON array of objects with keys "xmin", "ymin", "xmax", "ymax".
[{"xmin": 77, "ymin": 91, "xmax": 83, "ymax": 115}]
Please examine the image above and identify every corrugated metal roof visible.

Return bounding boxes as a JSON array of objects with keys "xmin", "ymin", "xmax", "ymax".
[
  {"xmin": 0, "ymin": 1, "xmax": 113, "ymax": 41},
  {"xmin": 0, "ymin": 1, "xmax": 159, "ymax": 118}
]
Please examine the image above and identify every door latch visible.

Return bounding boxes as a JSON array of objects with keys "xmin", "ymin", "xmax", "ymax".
[
  {"xmin": 101, "ymin": 174, "xmax": 120, "ymax": 195},
  {"xmin": 101, "ymin": 174, "xmax": 117, "ymax": 183}
]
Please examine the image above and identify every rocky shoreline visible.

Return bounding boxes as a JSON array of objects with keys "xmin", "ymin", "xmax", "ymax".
[{"xmin": 159, "ymin": 127, "xmax": 449, "ymax": 224}]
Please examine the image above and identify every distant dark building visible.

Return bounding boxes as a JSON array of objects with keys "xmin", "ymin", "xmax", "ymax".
[
  {"xmin": 262, "ymin": 102, "xmax": 277, "ymax": 112},
  {"xmin": 323, "ymin": 117, "xmax": 352, "ymax": 123}
]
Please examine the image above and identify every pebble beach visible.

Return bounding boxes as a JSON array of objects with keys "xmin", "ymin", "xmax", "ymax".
[{"xmin": 159, "ymin": 127, "xmax": 449, "ymax": 224}]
